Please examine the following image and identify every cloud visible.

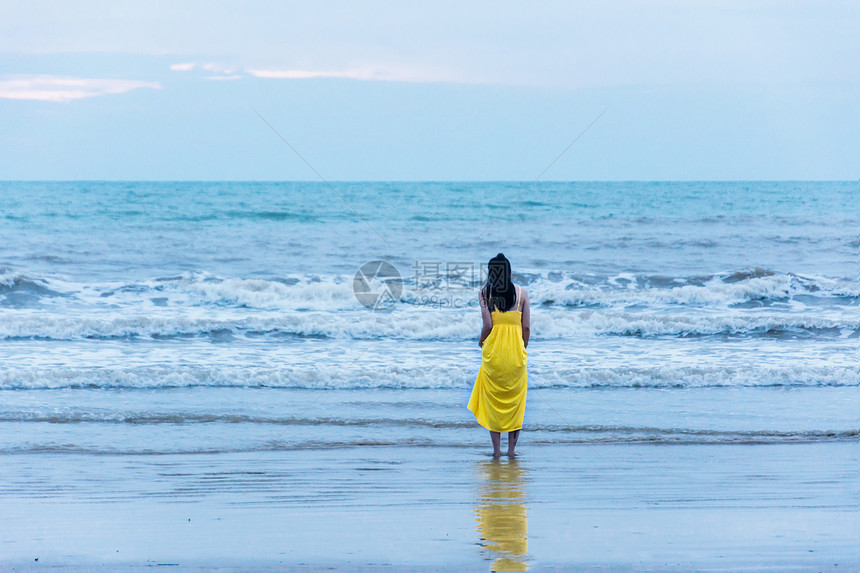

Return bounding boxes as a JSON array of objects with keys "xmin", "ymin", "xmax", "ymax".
[
  {"xmin": 171, "ymin": 61, "xmax": 239, "ymax": 80},
  {"xmin": 169, "ymin": 62, "xmax": 196, "ymax": 72},
  {"xmin": 170, "ymin": 61, "xmax": 460, "ymax": 84},
  {"xmin": 201, "ymin": 62, "xmax": 236, "ymax": 74},
  {"xmin": 171, "ymin": 62, "xmax": 236, "ymax": 74},
  {"xmin": 0, "ymin": 75, "xmax": 161, "ymax": 102},
  {"xmin": 245, "ymin": 66, "xmax": 457, "ymax": 83}
]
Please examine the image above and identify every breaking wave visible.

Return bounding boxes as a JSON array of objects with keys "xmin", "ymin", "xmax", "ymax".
[
  {"xmin": 2, "ymin": 268, "xmax": 858, "ymax": 311},
  {"xmin": 1, "ymin": 309, "xmax": 858, "ymax": 341},
  {"xmin": 2, "ymin": 364, "xmax": 859, "ymax": 390}
]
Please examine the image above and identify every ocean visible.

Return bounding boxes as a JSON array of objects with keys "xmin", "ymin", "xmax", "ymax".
[{"xmin": 1, "ymin": 180, "xmax": 858, "ymax": 455}]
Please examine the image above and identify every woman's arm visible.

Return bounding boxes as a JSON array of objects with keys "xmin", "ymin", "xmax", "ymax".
[
  {"xmin": 478, "ymin": 289, "xmax": 493, "ymax": 347},
  {"xmin": 521, "ymin": 288, "xmax": 530, "ymax": 348}
]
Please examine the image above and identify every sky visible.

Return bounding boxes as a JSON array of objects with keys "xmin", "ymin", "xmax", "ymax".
[{"xmin": 1, "ymin": 0, "xmax": 859, "ymax": 180}]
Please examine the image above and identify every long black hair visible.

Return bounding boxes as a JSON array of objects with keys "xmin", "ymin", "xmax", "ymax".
[{"xmin": 482, "ymin": 253, "xmax": 515, "ymax": 312}]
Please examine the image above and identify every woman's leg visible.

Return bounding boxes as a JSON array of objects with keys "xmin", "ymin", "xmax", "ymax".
[
  {"xmin": 507, "ymin": 430, "xmax": 520, "ymax": 456},
  {"xmin": 489, "ymin": 431, "xmax": 502, "ymax": 458}
]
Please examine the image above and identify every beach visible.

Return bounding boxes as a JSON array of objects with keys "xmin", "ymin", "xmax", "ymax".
[
  {"xmin": 2, "ymin": 385, "xmax": 859, "ymax": 571},
  {"xmin": 2, "ymin": 440, "xmax": 857, "ymax": 571},
  {"xmin": 1, "ymin": 181, "xmax": 858, "ymax": 570}
]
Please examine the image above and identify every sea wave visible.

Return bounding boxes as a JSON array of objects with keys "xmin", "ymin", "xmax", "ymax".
[
  {"xmin": 2, "ymin": 427, "xmax": 856, "ymax": 455},
  {"xmin": 2, "ymin": 266, "xmax": 858, "ymax": 342},
  {"xmin": 527, "ymin": 271, "xmax": 860, "ymax": 308},
  {"xmin": 0, "ymin": 269, "xmax": 62, "ymax": 303},
  {"xmin": 2, "ymin": 364, "xmax": 858, "ymax": 390},
  {"xmin": 2, "ymin": 268, "xmax": 859, "ymax": 311},
  {"xmin": 2, "ymin": 412, "xmax": 857, "ymax": 444},
  {"xmin": 1, "ymin": 308, "xmax": 858, "ymax": 341}
]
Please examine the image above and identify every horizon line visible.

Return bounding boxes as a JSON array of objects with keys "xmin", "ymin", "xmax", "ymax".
[{"xmin": 1, "ymin": 178, "xmax": 857, "ymax": 184}]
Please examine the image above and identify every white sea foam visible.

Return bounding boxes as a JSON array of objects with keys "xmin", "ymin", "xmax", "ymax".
[
  {"xmin": 2, "ymin": 268, "xmax": 858, "ymax": 343},
  {"xmin": 158, "ymin": 274, "xmax": 356, "ymax": 310},
  {"xmin": 2, "ymin": 363, "xmax": 859, "ymax": 390},
  {"xmin": 5, "ymin": 269, "xmax": 860, "ymax": 311},
  {"xmin": 1, "ymin": 306, "xmax": 858, "ymax": 341},
  {"xmin": 525, "ymin": 273, "xmax": 857, "ymax": 307}
]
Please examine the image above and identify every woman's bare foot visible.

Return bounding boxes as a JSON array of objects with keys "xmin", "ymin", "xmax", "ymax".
[
  {"xmin": 506, "ymin": 430, "xmax": 520, "ymax": 458},
  {"xmin": 490, "ymin": 431, "xmax": 502, "ymax": 459}
]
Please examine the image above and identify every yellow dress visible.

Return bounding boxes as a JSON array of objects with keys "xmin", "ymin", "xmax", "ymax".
[{"xmin": 468, "ymin": 285, "xmax": 528, "ymax": 432}]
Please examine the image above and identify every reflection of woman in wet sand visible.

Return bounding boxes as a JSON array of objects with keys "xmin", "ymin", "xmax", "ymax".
[
  {"xmin": 475, "ymin": 459, "xmax": 528, "ymax": 572},
  {"xmin": 468, "ymin": 253, "xmax": 530, "ymax": 458}
]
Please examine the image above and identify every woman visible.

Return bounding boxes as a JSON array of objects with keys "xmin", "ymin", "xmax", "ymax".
[{"xmin": 468, "ymin": 253, "xmax": 530, "ymax": 458}]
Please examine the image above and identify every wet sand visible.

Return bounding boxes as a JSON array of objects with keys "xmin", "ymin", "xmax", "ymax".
[{"xmin": 2, "ymin": 442, "xmax": 858, "ymax": 571}]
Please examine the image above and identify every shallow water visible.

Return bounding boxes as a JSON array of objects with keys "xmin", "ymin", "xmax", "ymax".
[{"xmin": 1, "ymin": 444, "xmax": 857, "ymax": 569}]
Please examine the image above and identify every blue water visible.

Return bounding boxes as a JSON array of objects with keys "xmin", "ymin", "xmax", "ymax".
[
  {"xmin": 3, "ymin": 181, "xmax": 860, "ymax": 278},
  {"xmin": 1, "ymin": 181, "xmax": 858, "ymax": 453}
]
